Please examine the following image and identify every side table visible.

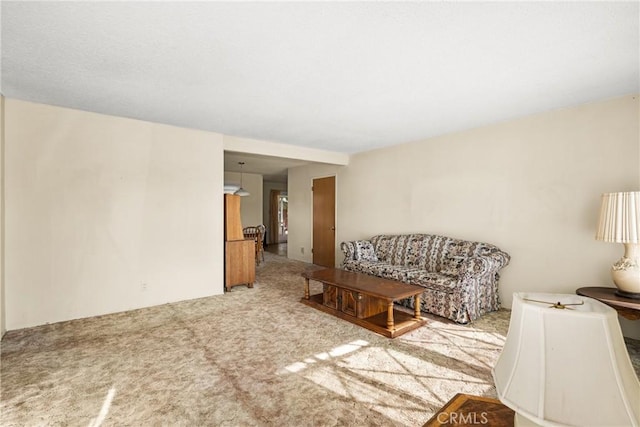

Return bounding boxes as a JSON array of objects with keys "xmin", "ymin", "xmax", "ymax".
[
  {"xmin": 576, "ymin": 287, "xmax": 640, "ymax": 320},
  {"xmin": 423, "ymin": 393, "xmax": 514, "ymax": 427}
]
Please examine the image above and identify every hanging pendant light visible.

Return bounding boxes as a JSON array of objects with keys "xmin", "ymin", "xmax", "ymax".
[{"xmin": 234, "ymin": 161, "xmax": 250, "ymax": 197}]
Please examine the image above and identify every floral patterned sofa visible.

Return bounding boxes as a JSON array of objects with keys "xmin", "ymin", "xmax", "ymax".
[{"xmin": 340, "ymin": 234, "xmax": 510, "ymax": 324}]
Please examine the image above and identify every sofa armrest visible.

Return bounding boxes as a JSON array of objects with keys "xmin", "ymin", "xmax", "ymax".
[
  {"xmin": 460, "ymin": 250, "xmax": 511, "ymax": 277},
  {"xmin": 482, "ymin": 250, "xmax": 511, "ymax": 273},
  {"xmin": 457, "ymin": 250, "xmax": 510, "ymax": 321}
]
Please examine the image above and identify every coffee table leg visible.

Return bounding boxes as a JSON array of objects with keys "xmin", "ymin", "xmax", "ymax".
[
  {"xmin": 387, "ymin": 301, "xmax": 395, "ymax": 330},
  {"xmin": 414, "ymin": 295, "xmax": 422, "ymax": 320},
  {"xmin": 304, "ymin": 278, "xmax": 310, "ymax": 300}
]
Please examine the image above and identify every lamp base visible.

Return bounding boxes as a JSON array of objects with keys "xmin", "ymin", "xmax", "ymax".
[
  {"xmin": 614, "ymin": 289, "xmax": 640, "ymax": 300},
  {"xmin": 514, "ymin": 413, "xmax": 542, "ymax": 427},
  {"xmin": 611, "ymin": 243, "xmax": 640, "ymax": 296}
]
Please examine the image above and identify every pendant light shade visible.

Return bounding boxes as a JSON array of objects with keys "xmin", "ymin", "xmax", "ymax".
[
  {"xmin": 234, "ymin": 187, "xmax": 250, "ymax": 197},
  {"xmin": 234, "ymin": 161, "xmax": 250, "ymax": 197}
]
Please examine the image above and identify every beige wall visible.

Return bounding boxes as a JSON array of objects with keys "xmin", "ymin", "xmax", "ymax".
[
  {"xmin": 4, "ymin": 95, "xmax": 638, "ymax": 337},
  {"xmin": 289, "ymin": 94, "xmax": 640, "ymax": 338},
  {"xmin": 4, "ymin": 99, "xmax": 225, "ymax": 330},
  {"xmin": 288, "ymin": 164, "xmax": 342, "ymax": 261},
  {"xmin": 224, "ymin": 171, "xmax": 263, "ymax": 228}
]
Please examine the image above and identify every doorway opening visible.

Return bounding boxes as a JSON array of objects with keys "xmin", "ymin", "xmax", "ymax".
[
  {"xmin": 277, "ymin": 194, "xmax": 288, "ymax": 243},
  {"xmin": 269, "ymin": 189, "xmax": 288, "ymax": 249}
]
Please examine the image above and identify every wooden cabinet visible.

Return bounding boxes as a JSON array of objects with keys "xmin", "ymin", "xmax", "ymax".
[
  {"xmin": 322, "ymin": 284, "xmax": 386, "ymax": 319},
  {"xmin": 224, "ymin": 194, "xmax": 255, "ymax": 291},
  {"xmin": 224, "ymin": 194, "xmax": 244, "ymax": 241},
  {"xmin": 225, "ymin": 240, "xmax": 255, "ymax": 291}
]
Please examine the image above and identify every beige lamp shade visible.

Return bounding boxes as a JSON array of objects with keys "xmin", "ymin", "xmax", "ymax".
[
  {"xmin": 595, "ymin": 191, "xmax": 640, "ymax": 296},
  {"xmin": 596, "ymin": 191, "xmax": 640, "ymax": 243},
  {"xmin": 493, "ymin": 293, "xmax": 640, "ymax": 427}
]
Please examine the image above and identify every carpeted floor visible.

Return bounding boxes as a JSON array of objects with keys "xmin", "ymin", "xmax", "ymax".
[{"xmin": 1, "ymin": 252, "xmax": 639, "ymax": 426}]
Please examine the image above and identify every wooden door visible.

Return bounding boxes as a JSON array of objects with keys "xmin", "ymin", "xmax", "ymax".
[
  {"xmin": 341, "ymin": 290, "xmax": 358, "ymax": 317},
  {"xmin": 312, "ymin": 176, "xmax": 335, "ymax": 267},
  {"xmin": 323, "ymin": 284, "xmax": 338, "ymax": 309}
]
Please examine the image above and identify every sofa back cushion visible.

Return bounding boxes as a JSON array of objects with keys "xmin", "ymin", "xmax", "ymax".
[
  {"xmin": 371, "ymin": 234, "xmax": 450, "ymax": 272},
  {"xmin": 445, "ymin": 240, "xmax": 501, "ymax": 258},
  {"xmin": 370, "ymin": 234, "xmax": 504, "ymax": 273}
]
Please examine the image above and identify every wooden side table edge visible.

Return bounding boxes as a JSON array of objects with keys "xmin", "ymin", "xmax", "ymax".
[
  {"xmin": 576, "ymin": 287, "xmax": 640, "ymax": 320},
  {"xmin": 422, "ymin": 393, "xmax": 514, "ymax": 427}
]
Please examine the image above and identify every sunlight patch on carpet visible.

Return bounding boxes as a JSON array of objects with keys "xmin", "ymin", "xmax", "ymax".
[
  {"xmin": 87, "ymin": 386, "xmax": 116, "ymax": 427},
  {"xmin": 279, "ymin": 339, "xmax": 495, "ymax": 426},
  {"xmin": 280, "ymin": 340, "xmax": 369, "ymax": 373},
  {"xmin": 340, "ymin": 346, "xmax": 493, "ymax": 399},
  {"xmin": 400, "ymin": 323, "xmax": 507, "ymax": 372},
  {"xmin": 315, "ymin": 339, "xmax": 369, "ymax": 360}
]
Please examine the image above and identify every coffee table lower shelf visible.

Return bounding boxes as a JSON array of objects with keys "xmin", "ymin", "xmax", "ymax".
[{"xmin": 301, "ymin": 293, "xmax": 426, "ymax": 338}]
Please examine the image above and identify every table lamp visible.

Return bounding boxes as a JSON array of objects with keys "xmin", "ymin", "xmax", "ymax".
[
  {"xmin": 595, "ymin": 191, "xmax": 640, "ymax": 298},
  {"xmin": 492, "ymin": 292, "xmax": 640, "ymax": 426}
]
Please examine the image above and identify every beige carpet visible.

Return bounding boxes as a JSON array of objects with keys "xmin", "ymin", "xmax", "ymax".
[{"xmin": 2, "ymin": 252, "xmax": 639, "ymax": 426}]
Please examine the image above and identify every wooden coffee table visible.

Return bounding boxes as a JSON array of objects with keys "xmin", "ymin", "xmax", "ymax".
[{"xmin": 301, "ymin": 268, "xmax": 427, "ymax": 338}]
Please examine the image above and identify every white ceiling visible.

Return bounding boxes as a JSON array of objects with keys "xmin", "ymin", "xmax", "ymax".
[{"xmin": 2, "ymin": 1, "xmax": 638, "ymax": 157}]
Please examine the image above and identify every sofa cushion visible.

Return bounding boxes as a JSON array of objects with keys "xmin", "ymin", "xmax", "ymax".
[
  {"xmin": 439, "ymin": 241, "xmax": 468, "ymax": 276},
  {"xmin": 446, "ymin": 241, "xmax": 469, "ymax": 257},
  {"xmin": 349, "ymin": 262, "xmax": 446, "ymax": 288},
  {"xmin": 410, "ymin": 271, "xmax": 459, "ymax": 293},
  {"xmin": 343, "ymin": 260, "xmax": 423, "ymax": 283},
  {"xmin": 440, "ymin": 256, "xmax": 466, "ymax": 276},
  {"xmin": 353, "ymin": 240, "xmax": 378, "ymax": 262},
  {"xmin": 405, "ymin": 234, "xmax": 429, "ymax": 267},
  {"xmin": 371, "ymin": 235, "xmax": 394, "ymax": 262},
  {"xmin": 371, "ymin": 234, "xmax": 451, "ymax": 272}
]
